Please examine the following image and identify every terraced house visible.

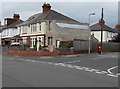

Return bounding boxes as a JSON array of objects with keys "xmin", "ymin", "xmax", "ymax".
[{"xmin": 18, "ymin": 3, "xmax": 90, "ymax": 51}]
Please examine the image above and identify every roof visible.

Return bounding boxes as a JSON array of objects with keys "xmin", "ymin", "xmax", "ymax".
[
  {"xmin": 90, "ymin": 23, "xmax": 118, "ymax": 33},
  {"xmin": 18, "ymin": 10, "xmax": 87, "ymax": 26},
  {"xmin": 11, "ymin": 35, "xmax": 22, "ymax": 39},
  {"xmin": 1, "ymin": 19, "xmax": 23, "ymax": 32},
  {"xmin": 0, "ymin": 25, "xmax": 5, "ymax": 33},
  {"xmin": 6, "ymin": 19, "xmax": 23, "ymax": 28},
  {"xmin": 114, "ymin": 28, "xmax": 120, "ymax": 34}
]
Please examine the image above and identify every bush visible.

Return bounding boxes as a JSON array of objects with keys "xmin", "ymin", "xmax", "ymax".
[
  {"xmin": 39, "ymin": 45, "xmax": 43, "ymax": 50},
  {"xmin": 59, "ymin": 41, "xmax": 72, "ymax": 48},
  {"xmin": 33, "ymin": 45, "xmax": 37, "ymax": 51},
  {"xmin": 22, "ymin": 43, "xmax": 29, "ymax": 51}
]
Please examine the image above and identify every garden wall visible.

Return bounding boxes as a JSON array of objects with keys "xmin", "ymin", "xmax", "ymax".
[{"xmin": 7, "ymin": 50, "xmax": 74, "ymax": 56}]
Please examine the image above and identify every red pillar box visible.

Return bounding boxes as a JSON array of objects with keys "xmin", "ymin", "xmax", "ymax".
[{"xmin": 98, "ymin": 44, "xmax": 102, "ymax": 54}]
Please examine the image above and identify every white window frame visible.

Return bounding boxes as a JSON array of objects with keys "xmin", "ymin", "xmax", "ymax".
[{"xmin": 30, "ymin": 36, "xmax": 36, "ymax": 48}]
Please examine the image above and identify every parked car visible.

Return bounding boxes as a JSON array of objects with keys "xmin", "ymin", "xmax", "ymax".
[
  {"xmin": 9, "ymin": 42, "xmax": 22, "ymax": 50},
  {"xmin": 10, "ymin": 42, "xmax": 21, "ymax": 46}
]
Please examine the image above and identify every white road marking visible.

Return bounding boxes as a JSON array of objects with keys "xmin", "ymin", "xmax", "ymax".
[
  {"xmin": 54, "ymin": 63, "xmax": 60, "ymax": 65},
  {"xmin": 107, "ymin": 74, "xmax": 118, "ymax": 77},
  {"xmin": 15, "ymin": 58, "xmax": 118, "ymax": 78},
  {"xmin": 74, "ymin": 66, "xmax": 83, "ymax": 70},
  {"xmin": 93, "ymin": 55, "xmax": 118, "ymax": 59},
  {"xmin": 107, "ymin": 66, "xmax": 118, "ymax": 74},
  {"xmin": 116, "ymin": 73, "xmax": 120, "ymax": 76},
  {"xmin": 58, "ymin": 63, "xmax": 66, "ymax": 66},
  {"xmin": 63, "ymin": 60, "xmax": 81, "ymax": 64},
  {"xmin": 65, "ymin": 64, "xmax": 74, "ymax": 68},
  {"xmin": 47, "ymin": 62, "xmax": 53, "ymax": 65}
]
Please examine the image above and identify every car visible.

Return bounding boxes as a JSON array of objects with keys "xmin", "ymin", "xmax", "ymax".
[{"xmin": 10, "ymin": 42, "xmax": 21, "ymax": 46}]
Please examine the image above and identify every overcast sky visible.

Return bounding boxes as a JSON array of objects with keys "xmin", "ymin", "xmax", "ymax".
[{"xmin": 0, "ymin": 2, "xmax": 118, "ymax": 28}]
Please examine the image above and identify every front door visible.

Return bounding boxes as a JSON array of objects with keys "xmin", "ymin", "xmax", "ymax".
[{"xmin": 37, "ymin": 36, "xmax": 44, "ymax": 51}]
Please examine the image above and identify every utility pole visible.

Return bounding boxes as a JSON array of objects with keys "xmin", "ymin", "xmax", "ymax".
[{"xmin": 100, "ymin": 8, "xmax": 104, "ymax": 54}]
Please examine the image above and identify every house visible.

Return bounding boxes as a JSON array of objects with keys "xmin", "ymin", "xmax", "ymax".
[
  {"xmin": 18, "ymin": 3, "xmax": 90, "ymax": 51},
  {"xmin": 0, "ymin": 23, "xmax": 4, "ymax": 45},
  {"xmin": 90, "ymin": 19, "xmax": 119, "ymax": 42},
  {"xmin": 1, "ymin": 14, "xmax": 23, "ymax": 45}
]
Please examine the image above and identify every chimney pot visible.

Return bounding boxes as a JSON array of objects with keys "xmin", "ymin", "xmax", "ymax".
[
  {"xmin": 42, "ymin": 3, "xmax": 51, "ymax": 13},
  {"xmin": 13, "ymin": 14, "xmax": 20, "ymax": 20}
]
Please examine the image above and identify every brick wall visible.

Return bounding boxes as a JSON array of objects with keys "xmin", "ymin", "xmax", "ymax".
[{"xmin": 7, "ymin": 50, "xmax": 74, "ymax": 56}]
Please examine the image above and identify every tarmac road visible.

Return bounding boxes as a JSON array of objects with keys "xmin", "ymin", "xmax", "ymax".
[{"xmin": 2, "ymin": 47, "xmax": 119, "ymax": 87}]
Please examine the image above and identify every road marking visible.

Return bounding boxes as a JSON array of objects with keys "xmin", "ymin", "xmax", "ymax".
[
  {"xmin": 54, "ymin": 63, "xmax": 60, "ymax": 65},
  {"xmin": 107, "ymin": 66, "xmax": 118, "ymax": 74},
  {"xmin": 58, "ymin": 63, "xmax": 67, "ymax": 66},
  {"xmin": 116, "ymin": 73, "xmax": 120, "ymax": 76},
  {"xmin": 65, "ymin": 64, "xmax": 74, "ymax": 68},
  {"xmin": 93, "ymin": 55, "xmax": 118, "ymax": 59},
  {"xmin": 107, "ymin": 74, "xmax": 118, "ymax": 78},
  {"xmin": 74, "ymin": 66, "xmax": 83, "ymax": 70},
  {"xmin": 63, "ymin": 60, "xmax": 81, "ymax": 64},
  {"xmin": 15, "ymin": 58, "xmax": 118, "ymax": 78},
  {"xmin": 47, "ymin": 62, "xmax": 53, "ymax": 65}
]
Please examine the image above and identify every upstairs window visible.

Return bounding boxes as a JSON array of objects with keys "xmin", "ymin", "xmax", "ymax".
[
  {"xmin": 39, "ymin": 24, "xmax": 41, "ymax": 31},
  {"xmin": 31, "ymin": 24, "xmax": 37, "ymax": 32}
]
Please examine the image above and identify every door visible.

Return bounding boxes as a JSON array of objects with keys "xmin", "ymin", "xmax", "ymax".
[{"xmin": 37, "ymin": 36, "xmax": 44, "ymax": 51}]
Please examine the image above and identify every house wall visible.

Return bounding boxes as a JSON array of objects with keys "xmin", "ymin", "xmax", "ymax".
[
  {"xmin": 45, "ymin": 20, "xmax": 90, "ymax": 47},
  {"xmin": 19, "ymin": 22, "xmax": 47, "ymax": 50},
  {"xmin": 18, "ymin": 20, "xmax": 90, "ymax": 51},
  {"xmin": 1, "ymin": 28, "xmax": 19, "ymax": 38},
  {"xmin": 91, "ymin": 31, "xmax": 118, "ymax": 42},
  {"xmin": 19, "ymin": 22, "xmax": 46, "ymax": 37}
]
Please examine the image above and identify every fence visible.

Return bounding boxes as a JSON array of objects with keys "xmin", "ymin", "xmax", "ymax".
[{"xmin": 73, "ymin": 40, "xmax": 120, "ymax": 53}]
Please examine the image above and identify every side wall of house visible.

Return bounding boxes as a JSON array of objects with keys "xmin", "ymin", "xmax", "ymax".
[{"xmin": 45, "ymin": 21, "xmax": 90, "ymax": 47}]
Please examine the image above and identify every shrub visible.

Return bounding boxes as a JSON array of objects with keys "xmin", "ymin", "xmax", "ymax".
[
  {"xmin": 33, "ymin": 45, "xmax": 37, "ymax": 51},
  {"xmin": 22, "ymin": 43, "xmax": 29, "ymax": 51},
  {"xmin": 39, "ymin": 45, "xmax": 43, "ymax": 50}
]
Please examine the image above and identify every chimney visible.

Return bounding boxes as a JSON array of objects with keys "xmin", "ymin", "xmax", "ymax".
[
  {"xmin": 42, "ymin": 3, "xmax": 51, "ymax": 13},
  {"xmin": 13, "ymin": 14, "xmax": 20, "ymax": 20},
  {"xmin": 99, "ymin": 19, "xmax": 105, "ymax": 25}
]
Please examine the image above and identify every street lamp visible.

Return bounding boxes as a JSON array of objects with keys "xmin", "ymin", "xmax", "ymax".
[{"xmin": 88, "ymin": 13, "xmax": 95, "ymax": 54}]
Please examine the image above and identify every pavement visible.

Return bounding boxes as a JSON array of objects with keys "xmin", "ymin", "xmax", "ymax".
[{"xmin": 2, "ymin": 47, "xmax": 119, "ymax": 87}]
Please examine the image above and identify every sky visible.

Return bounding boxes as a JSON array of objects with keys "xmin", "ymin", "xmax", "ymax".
[{"xmin": 0, "ymin": 1, "xmax": 119, "ymax": 28}]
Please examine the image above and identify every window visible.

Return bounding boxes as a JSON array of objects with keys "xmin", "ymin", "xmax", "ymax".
[
  {"xmin": 110, "ymin": 33, "xmax": 112, "ymax": 38},
  {"xmin": 31, "ymin": 24, "xmax": 37, "ymax": 33},
  {"xmin": 107, "ymin": 32, "xmax": 109, "ymax": 37},
  {"xmin": 37, "ymin": 36, "xmax": 44, "ymax": 46},
  {"xmin": 39, "ymin": 24, "xmax": 41, "ymax": 31},
  {"xmin": 31, "ymin": 37, "xmax": 36, "ymax": 48},
  {"xmin": 19, "ymin": 27, "xmax": 21, "ymax": 34},
  {"xmin": 23, "ymin": 37, "xmax": 27, "ymax": 44},
  {"xmin": 48, "ymin": 37, "xmax": 53, "ymax": 45},
  {"xmin": 7, "ymin": 29, "xmax": 9, "ymax": 36}
]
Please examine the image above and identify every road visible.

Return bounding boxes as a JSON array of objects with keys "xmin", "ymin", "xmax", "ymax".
[{"xmin": 2, "ymin": 47, "xmax": 119, "ymax": 87}]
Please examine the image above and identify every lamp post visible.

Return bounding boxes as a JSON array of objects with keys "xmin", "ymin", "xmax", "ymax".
[
  {"xmin": 88, "ymin": 13, "xmax": 95, "ymax": 54},
  {"xmin": 100, "ymin": 8, "xmax": 104, "ymax": 54}
]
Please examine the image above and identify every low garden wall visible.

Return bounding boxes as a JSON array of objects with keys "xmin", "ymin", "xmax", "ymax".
[{"xmin": 7, "ymin": 50, "xmax": 74, "ymax": 56}]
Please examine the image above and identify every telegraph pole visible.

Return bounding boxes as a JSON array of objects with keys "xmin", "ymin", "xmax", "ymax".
[{"xmin": 100, "ymin": 8, "xmax": 104, "ymax": 54}]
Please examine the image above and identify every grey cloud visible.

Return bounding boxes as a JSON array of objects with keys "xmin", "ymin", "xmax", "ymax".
[{"xmin": 1, "ymin": 2, "xmax": 118, "ymax": 28}]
